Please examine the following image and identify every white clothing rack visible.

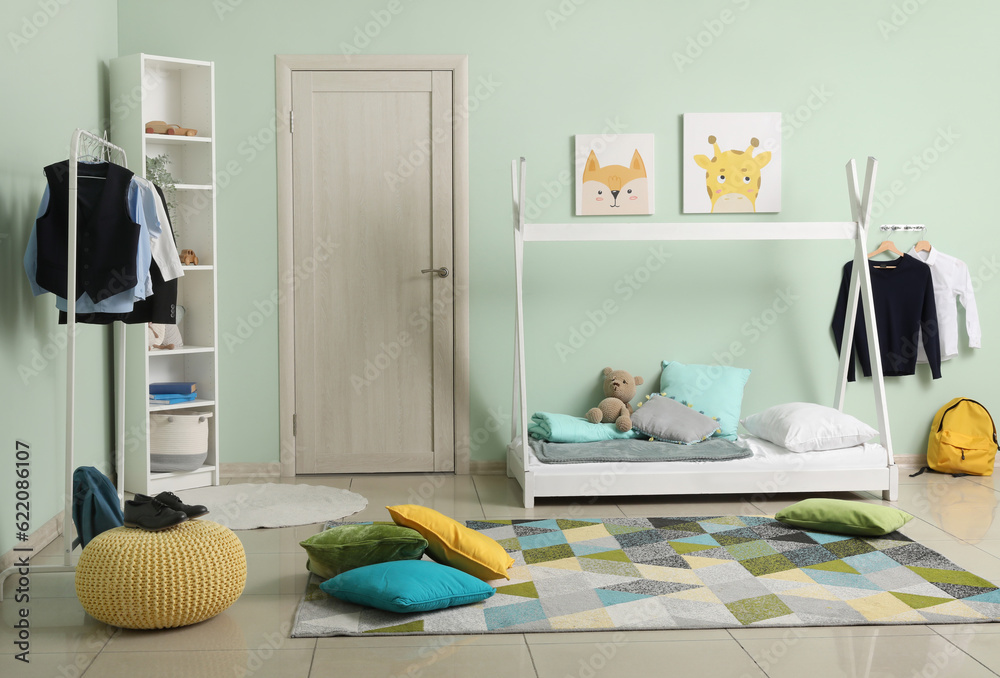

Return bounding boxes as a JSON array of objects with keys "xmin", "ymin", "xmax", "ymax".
[
  {"xmin": 0, "ymin": 129, "xmax": 128, "ymax": 600},
  {"xmin": 507, "ymin": 156, "xmax": 897, "ymax": 508}
]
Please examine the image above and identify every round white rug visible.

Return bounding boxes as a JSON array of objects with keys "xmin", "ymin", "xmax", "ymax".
[{"xmin": 174, "ymin": 483, "xmax": 368, "ymax": 530}]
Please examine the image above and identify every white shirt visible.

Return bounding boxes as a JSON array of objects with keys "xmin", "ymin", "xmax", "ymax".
[
  {"xmin": 134, "ymin": 177, "xmax": 185, "ymax": 283},
  {"xmin": 907, "ymin": 246, "xmax": 980, "ymax": 362}
]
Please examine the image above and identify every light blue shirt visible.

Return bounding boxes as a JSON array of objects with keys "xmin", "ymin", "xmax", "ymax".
[{"xmin": 24, "ymin": 177, "xmax": 159, "ymax": 313}]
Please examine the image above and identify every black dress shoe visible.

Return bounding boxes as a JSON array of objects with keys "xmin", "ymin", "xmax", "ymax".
[
  {"xmin": 124, "ymin": 497, "xmax": 188, "ymax": 531},
  {"xmin": 150, "ymin": 491, "xmax": 210, "ymax": 519}
]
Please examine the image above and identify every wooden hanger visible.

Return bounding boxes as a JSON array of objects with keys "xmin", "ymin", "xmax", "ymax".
[
  {"xmin": 868, "ymin": 239, "xmax": 903, "ymax": 269},
  {"xmin": 913, "ymin": 238, "xmax": 931, "ymax": 253},
  {"xmin": 868, "ymin": 240, "xmax": 903, "ymax": 258}
]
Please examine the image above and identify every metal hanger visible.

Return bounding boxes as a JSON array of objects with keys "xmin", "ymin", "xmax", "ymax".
[{"xmin": 76, "ymin": 133, "xmax": 116, "ymax": 178}]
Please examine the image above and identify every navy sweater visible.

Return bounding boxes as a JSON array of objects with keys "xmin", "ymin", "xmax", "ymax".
[{"xmin": 832, "ymin": 254, "xmax": 942, "ymax": 381}]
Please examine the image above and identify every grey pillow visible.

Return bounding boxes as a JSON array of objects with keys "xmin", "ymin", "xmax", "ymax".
[{"xmin": 631, "ymin": 394, "xmax": 722, "ymax": 444}]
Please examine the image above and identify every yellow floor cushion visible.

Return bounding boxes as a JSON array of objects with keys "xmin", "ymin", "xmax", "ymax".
[{"xmin": 75, "ymin": 520, "xmax": 246, "ymax": 629}]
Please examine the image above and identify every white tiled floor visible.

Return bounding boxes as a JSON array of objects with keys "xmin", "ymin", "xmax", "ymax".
[{"xmin": 6, "ymin": 470, "xmax": 1000, "ymax": 677}]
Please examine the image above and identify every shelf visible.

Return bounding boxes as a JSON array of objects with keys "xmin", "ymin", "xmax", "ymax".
[
  {"xmin": 150, "ymin": 464, "xmax": 216, "ymax": 479},
  {"xmin": 148, "ymin": 344, "xmax": 214, "ymax": 356},
  {"xmin": 143, "ymin": 54, "xmax": 212, "ymax": 70},
  {"xmin": 145, "ymin": 133, "xmax": 212, "ymax": 144},
  {"xmin": 521, "ymin": 222, "xmax": 859, "ymax": 242},
  {"xmin": 113, "ymin": 51, "xmax": 219, "ymax": 496},
  {"xmin": 149, "ymin": 398, "xmax": 216, "ymax": 412}
]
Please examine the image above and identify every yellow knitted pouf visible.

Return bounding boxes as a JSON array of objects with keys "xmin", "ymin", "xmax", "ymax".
[{"xmin": 75, "ymin": 520, "xmax": 247, "ymax": 629}]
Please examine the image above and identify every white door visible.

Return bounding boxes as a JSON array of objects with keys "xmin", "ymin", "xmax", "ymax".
[{"xmin": 291, "ymin": 70, "xmax": 454, "ymax": 473}]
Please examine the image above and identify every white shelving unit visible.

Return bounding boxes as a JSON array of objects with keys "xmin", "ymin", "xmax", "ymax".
[{"xmin": 110, "ymin": 54, "xmax": 220, "ymax": 494}]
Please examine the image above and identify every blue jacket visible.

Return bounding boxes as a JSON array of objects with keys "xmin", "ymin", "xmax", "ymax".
[{"xmin": 72, "ymin": 466, "xmax": 124, "ymax": 548}]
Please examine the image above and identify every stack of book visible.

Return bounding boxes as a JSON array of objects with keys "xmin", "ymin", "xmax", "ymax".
[{"xmin": 149, "ymin": 382, "xmax": 197, "ymax": 405}]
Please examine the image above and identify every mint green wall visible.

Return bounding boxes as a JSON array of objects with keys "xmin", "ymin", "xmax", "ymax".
[
  {"xmin": 1, "ymin": 0, "xmax": 118, "ymax": 555},
  {"xmin": 115, "ymin": 0, "xmax": 1000, "ymax": 468}
]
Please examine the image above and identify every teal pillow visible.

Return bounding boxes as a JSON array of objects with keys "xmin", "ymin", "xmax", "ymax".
[
  {"xmin": 775, "ymin": 498, "xmax": 913, "ymax": 536},
  {"xmin": 320, "ymin": 559, "xmax": 496, "ymax": 613},
  {"xmin": 299, "ymin": 523, "xmax": 428, "ymax": 580},
  {"xmin": 660, "ymin": 361, "xmax": 751, "ymax": 441}
]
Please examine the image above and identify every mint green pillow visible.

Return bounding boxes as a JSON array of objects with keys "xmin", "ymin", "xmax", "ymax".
[
  {"xmin": 660, "ymin": 361, "xmax": 751, "ymax": 441},
  {"xmin": 775, "ymin": 498, "xmax": 913, "ymax": 536},
  {"xmin": 320, "ymin": 560, "xmax": 495, "ymax": 613},
  {"xmin": 300, "ymin": 523, "xmax": 428, "ymax": 580}
]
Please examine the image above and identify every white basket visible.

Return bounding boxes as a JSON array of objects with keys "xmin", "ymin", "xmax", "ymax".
[{"xmin": 150, "ymin": 411, "xmax": 213, "ymax": 473}]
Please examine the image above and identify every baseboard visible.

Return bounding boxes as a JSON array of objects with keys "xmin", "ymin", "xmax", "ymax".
[
  {"xmin": 221, "ymin": 462, "xmax": 281, "ymax": 479},
  {"xmin": 0, "ymin": 512, "xmax": 63, "ymax": 573},
  {"xmin": 470, "ymin": 460, "xmax": 506, "ymax": 475},
  {"xmin": 894, "ymin": 454, "xmax": 924, "ymax": 469}
]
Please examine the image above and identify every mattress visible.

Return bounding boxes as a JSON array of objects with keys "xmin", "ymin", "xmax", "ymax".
[{"xmin": 524, "ymin": 434, "xmax": 889, "ymax": 474}]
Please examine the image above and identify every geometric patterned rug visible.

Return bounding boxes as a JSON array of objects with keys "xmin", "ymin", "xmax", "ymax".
[{"xmin": 291, "ymin": 516, "xmax": 1000, "ymax": 636}]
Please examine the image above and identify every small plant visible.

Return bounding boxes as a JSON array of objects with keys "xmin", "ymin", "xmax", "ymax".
[{"xmin": 145, "ymin": 154, "xmax": 179, "ymax": 241}]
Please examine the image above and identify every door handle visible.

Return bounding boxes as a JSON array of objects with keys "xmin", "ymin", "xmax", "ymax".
[{"xmin": 420, "ymin": 267, "xmax": 449, "ymax": 278}]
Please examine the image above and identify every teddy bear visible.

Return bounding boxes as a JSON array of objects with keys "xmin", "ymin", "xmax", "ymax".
[{"xmin": 586, "ymin": 367, "xmax": 645, "ymax": 432}]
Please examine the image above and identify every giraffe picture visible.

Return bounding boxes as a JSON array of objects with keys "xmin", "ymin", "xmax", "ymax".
[
  {"xmin": 683, "ymin": 113, "xmax": 782, "ymax": 214},
  {"xmin": 575, "ymin": 133, "xmax": 655, "ymax": 216}
]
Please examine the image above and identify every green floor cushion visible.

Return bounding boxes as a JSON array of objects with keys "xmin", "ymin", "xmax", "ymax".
[
  {"xmin": 320, "ymin": 559, "xmax": 496, "ymax": 613},
  {"xmin": 300, "ymin": 523, "xmax": 428, "ymax": 580},
  {"xmin": 775, "ymin": 498, "xmax": 913, "ymax": 536}
]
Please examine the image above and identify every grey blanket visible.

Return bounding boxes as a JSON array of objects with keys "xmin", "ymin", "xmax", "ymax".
[{"xmin": 529, "ymin": 437, "xmax": 752, "ymax": 464}]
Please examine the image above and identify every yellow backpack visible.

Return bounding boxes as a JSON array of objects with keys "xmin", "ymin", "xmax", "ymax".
[{"xmin": 924, "ymin": 398, "xmax": 998, "ymax": 476}]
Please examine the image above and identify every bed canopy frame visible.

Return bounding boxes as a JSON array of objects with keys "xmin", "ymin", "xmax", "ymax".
[{"xmin": 507, "ymin": 156, "xmax": 898, "ymax": 508}]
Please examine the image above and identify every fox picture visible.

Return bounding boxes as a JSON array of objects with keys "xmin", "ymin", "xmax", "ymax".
[{"xmin": 580, "ymin": 149, "xmax": 650, "ymax": 215}]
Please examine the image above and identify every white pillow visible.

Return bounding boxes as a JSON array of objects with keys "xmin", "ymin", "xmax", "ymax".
[{"xmin": 740, "ymin": 402, "xmax": 878, "ymax": 452}]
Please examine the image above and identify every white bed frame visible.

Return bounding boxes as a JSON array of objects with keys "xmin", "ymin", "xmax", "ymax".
[{"xmin": 506, "ymin": 156, "xmax": 899, "ymax": 508}]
